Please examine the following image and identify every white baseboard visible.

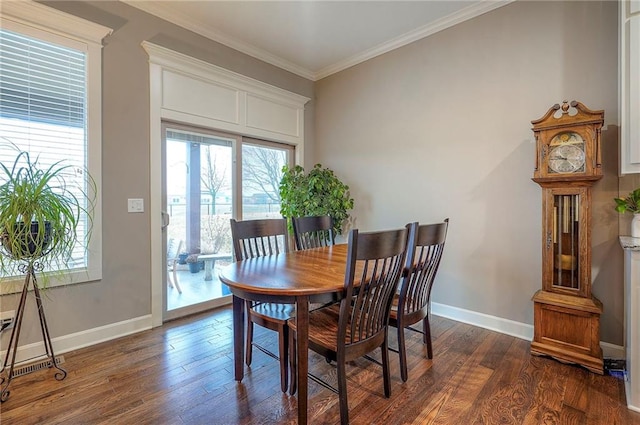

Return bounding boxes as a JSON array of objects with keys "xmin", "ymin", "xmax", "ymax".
[
  {"xmin": 600, "ymin": 341, "xmax": 625, "ymax": 360},
  {"xmin": 431, "ymin": 302, "xmax": 625, "ymax": 360},
  {"xmin": 432, "ymin": 302, "xmax": 534, "ymax": 340},
  {"xmin": 0, "ymin": 314, "xmax": 153, "ymax": 365},
  {"xmin": 626, "ymin": 381, "xmax": 640, "ymax": 412}
]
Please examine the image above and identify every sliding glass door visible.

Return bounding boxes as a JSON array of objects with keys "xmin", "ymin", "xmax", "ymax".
[{"xmin": 162, "ymin": 123, "xmax": 293, "ymax": 320}]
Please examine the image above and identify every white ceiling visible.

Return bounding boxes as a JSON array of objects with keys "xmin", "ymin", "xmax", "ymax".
[{"xmin": 125, "ymin": 1, "xmax": 512, "ymax": 81}]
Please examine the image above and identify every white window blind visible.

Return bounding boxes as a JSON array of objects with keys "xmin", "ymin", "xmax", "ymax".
[{"xmin": 0, "ymin": 28, "xmax": 89, "ymax": 273}]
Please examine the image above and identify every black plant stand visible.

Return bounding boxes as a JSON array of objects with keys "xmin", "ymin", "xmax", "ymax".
[{"xmin": 0, "ymin": 263, "xmax": 66, "ymax": 402}]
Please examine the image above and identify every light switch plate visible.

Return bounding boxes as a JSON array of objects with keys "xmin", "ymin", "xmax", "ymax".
[{"xmin": 127, "ymin": 198, "xmax": 144, "ymax": 213}]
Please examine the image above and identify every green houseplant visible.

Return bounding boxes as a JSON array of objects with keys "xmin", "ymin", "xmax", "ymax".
[
  {"xmin": 279, "ymin": 163, "xmax": 354, "ymax": 235},
  {"xmin": 614, "ymin": 187, "xmax": 640, "ymax": 214},
  {"xmin": 615, "ymin": 187, "xmax": 640, "ymax": 238},
  {"xmin": 0, "ymin": 145, "xmax": 96, "ymax": 281}
]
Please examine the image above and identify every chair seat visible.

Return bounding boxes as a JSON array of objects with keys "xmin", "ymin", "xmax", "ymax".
[
  {"xmin": 289, "ymin": 303, "xmax": 378, "ymax": 351},
  {"xmin": 289, "ymin": 304, "xmax": 340, "ymax": 350},
  {"xmin": 251, "ymin": 302, "xmax": 295, "ymax": 324}
]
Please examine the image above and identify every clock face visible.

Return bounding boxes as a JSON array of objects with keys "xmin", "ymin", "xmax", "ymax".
[{"xmin": 548, "ymin": 132, "xmax": 585, "ymax": 174}]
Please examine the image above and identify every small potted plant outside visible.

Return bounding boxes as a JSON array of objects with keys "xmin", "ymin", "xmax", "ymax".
[
  {"xmin": 615, "ymin": 187, "xmax": 640, "ymax": 238},
  {"xmin": 279, "ymin": 163, "xmax": 354, "ymax": 236},
  {"xmin": 0, "ymin": 144, "xmax": 96, "ymax": 283},
  {"xmin": 178, "ymin": 252, "xmax": 189, "ymax": 265},
  {"xmin": 186, "ymin": 254, "xmax": 201, "ymax": 273}
]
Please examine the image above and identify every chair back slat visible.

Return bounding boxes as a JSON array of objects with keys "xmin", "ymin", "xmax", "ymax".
[
  {"xmin": 399, "ymin": 219, "xmax": 448, "ymax": 317},
  {"xmin": 292, "ymin": 215, "xmax": 335, "ymax": 250},
  {"xmin": 339, "ymin": 224, "xmax": 416, "ymax": 346},
  {"xmin": 230, "ymin": 218, "xmax": 289, "ymax": 261}
]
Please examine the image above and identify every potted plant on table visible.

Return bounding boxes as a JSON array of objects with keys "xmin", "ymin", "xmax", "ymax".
[
  {"xmin": 279, "ymin": 163, "xmax": 354, "ymax": 236},
  {"xmin": 615, "ymin": 187, "xmax": 640, "ymax": 238}
]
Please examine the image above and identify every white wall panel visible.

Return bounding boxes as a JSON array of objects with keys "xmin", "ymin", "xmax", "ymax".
[
  {"xmin": 143, "ymin": 42, "xmax": 309, "ymax": 146},
  {"xmin": 246, "ymin": 94, "xmax": 300, "ymax": 137},
  {"xmin": 621, "ymin": 3, "xmax": 640, "ymax": 173},
  {"xmin": 162, "ymin": 70, "xmax": 239, "ymax": 124}
]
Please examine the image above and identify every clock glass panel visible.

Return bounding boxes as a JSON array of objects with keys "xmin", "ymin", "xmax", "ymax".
[
  {"xmin": 548, "ymin": 131, "xmax": 585, "ymax": 174},
  {"xmin": 552, "ymin": 194, "xmax": 580, "ymax": 290}
]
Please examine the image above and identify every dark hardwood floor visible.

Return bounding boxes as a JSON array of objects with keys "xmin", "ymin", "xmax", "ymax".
[{"xmin": 1, "ymin": 305, "xmax": 638, "ymax": 424}]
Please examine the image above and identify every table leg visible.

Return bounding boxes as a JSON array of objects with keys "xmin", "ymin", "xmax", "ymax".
[
  {"xmin": 232, "ymin": 295, "xmax": 245, "ymax": 381},
  {"xmin": 296, "ymin": 296, "xmax": 309, "ymax": 424},
  {"xmin": 204, "ymin": 259, "xmax": 213, "ymax": 281}
]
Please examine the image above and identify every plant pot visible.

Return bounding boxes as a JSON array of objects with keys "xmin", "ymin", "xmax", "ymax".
[
  {"xmin": 188, "ymin": 262, "xmax": 200, "ymax": 273},
  {"xmin": 632, "ymin": 214, "xmax": 640, "ymax": 238},
  {"xmin": 1, "ymin": 221, "xmax": 52, "ymax": 260}
]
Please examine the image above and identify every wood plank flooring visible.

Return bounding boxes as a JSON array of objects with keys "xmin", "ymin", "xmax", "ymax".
[{"xmin": 1, "ymin": 306, "xmax": 638, "ymax": 424}]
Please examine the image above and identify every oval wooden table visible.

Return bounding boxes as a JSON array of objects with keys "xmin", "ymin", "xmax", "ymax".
[{"xmin": 218, "ymin": 244, "xmax": 349, "ymax": 425}]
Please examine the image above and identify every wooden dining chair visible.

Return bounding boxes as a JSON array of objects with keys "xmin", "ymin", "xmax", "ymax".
[
  {"xmin": 288, "ymin": 223, "xmax": 417, "ymax": 425},
  {"xmin": 229, "ymin": 218, "xmax": 292, "ymax": 392},
  {"xmin": 292, "ymin": 215, "xmax": 335, "ymax": 250},
  {"xmin": 389, "ymin": 218, "xmax": 449, "ymax": 382}
]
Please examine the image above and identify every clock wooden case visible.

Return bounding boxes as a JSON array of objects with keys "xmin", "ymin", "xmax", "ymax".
[{"xmin": 530, "ymin": 100, "xmax": 604, "ymax": 374}]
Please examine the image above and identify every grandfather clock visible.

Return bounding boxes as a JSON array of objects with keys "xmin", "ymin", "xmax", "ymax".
[{"xmin": 530, "ymin": 100, "xmax": 604, "ymax": 374}]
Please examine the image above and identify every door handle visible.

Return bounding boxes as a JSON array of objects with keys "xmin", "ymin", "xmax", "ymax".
[{"xmin": 161, "ymin": 211, "xmax": 170, "ymax": 229}]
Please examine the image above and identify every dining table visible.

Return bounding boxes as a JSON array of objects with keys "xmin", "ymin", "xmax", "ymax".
[{"xmin": 218, "ymin": 243, "xmax": 349, "ymax": 425}]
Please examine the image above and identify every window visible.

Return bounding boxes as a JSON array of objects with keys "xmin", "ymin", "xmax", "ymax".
[
  {"xmin": 241, "ymin": 137, "xmax": 294, "ymax": 220},
  {"xmin": 163, "ymin": 124, "xmax": 294, "ymax": 260},
  {"xmin": 0, "ymin": 3, "xmax": 110, "ymax": 292}
]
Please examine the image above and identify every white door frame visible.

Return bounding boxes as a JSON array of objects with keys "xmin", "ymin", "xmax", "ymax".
[{"xmin": 145, "ymin": 42, "xmax": 308, "ymax": 327}]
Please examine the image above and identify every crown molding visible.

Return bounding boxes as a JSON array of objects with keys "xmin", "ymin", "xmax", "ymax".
[
  {"xmin": 123, "ymin": 0, "xmax": 315, "ymax": 80},
  {"xmin": 314, "ymin": 0, "xmax": 515, "ymax": 80},
  {"xmin": 0, "ymin": 0, "xmax": 112, "ymax": 45},
  {"xmin": 124, "ymin": 0, "xmax": 513, "ymax": 81}
]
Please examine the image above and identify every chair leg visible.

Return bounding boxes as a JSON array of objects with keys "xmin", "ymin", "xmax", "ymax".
[
  {"xmin": 423, "ymin": 316, "xmax": 433, "ymax": 359},
  {"xmin": 289, "ymin": 329, "xmax": 297, "ymax": 396},
  {"xmin": 172, "ymin": 262, "xmax": 182, "ymax": 294},
  {"xmin": 397, "ymin": 324, "xmax": 409, "ymax": 382},
  {"xmin": 246, "ymin": 305, "xmax": 254, "ymax": 366},
  {"xmin": 337, "ymin": 354, "xmax": 349, "ymax": 425},
  {"xmin": 279, "ymin": 324, "xmax": 288, "ymax": 393},
  {"xmin": 382, "ymin": 339, "xmax": 391, "ymax": 398}
]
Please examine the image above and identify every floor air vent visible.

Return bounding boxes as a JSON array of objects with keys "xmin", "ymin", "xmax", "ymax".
[{"xmin": 12, "ymin": 356, "xmax": 65, "ymax": 378}]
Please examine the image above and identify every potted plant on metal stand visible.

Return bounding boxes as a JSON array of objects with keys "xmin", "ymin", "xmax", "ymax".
[{"xmin": 0, "ymin": 145, "xmax": 96, "ymax": 401}]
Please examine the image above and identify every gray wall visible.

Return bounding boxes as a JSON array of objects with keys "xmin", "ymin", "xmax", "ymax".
[
  {"xmin": 0, "ymin": 1, "xmax": 314, "ymax": 346},
  {"xmin": 314, "ymin": 0, "xmax": 625, "ymax": 344}
]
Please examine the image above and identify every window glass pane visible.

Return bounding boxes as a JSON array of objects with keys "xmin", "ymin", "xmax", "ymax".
[
  {"xmin": 0, "ymin": 28, "xmax": 90, "ymax": 275},
  {"xmin": 241, "ymin": 142, "xmax": 291, "ymax": 220},
  {"xmin": 166, "ymin": 129, "xmax": 234, "ymax": 257}
]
